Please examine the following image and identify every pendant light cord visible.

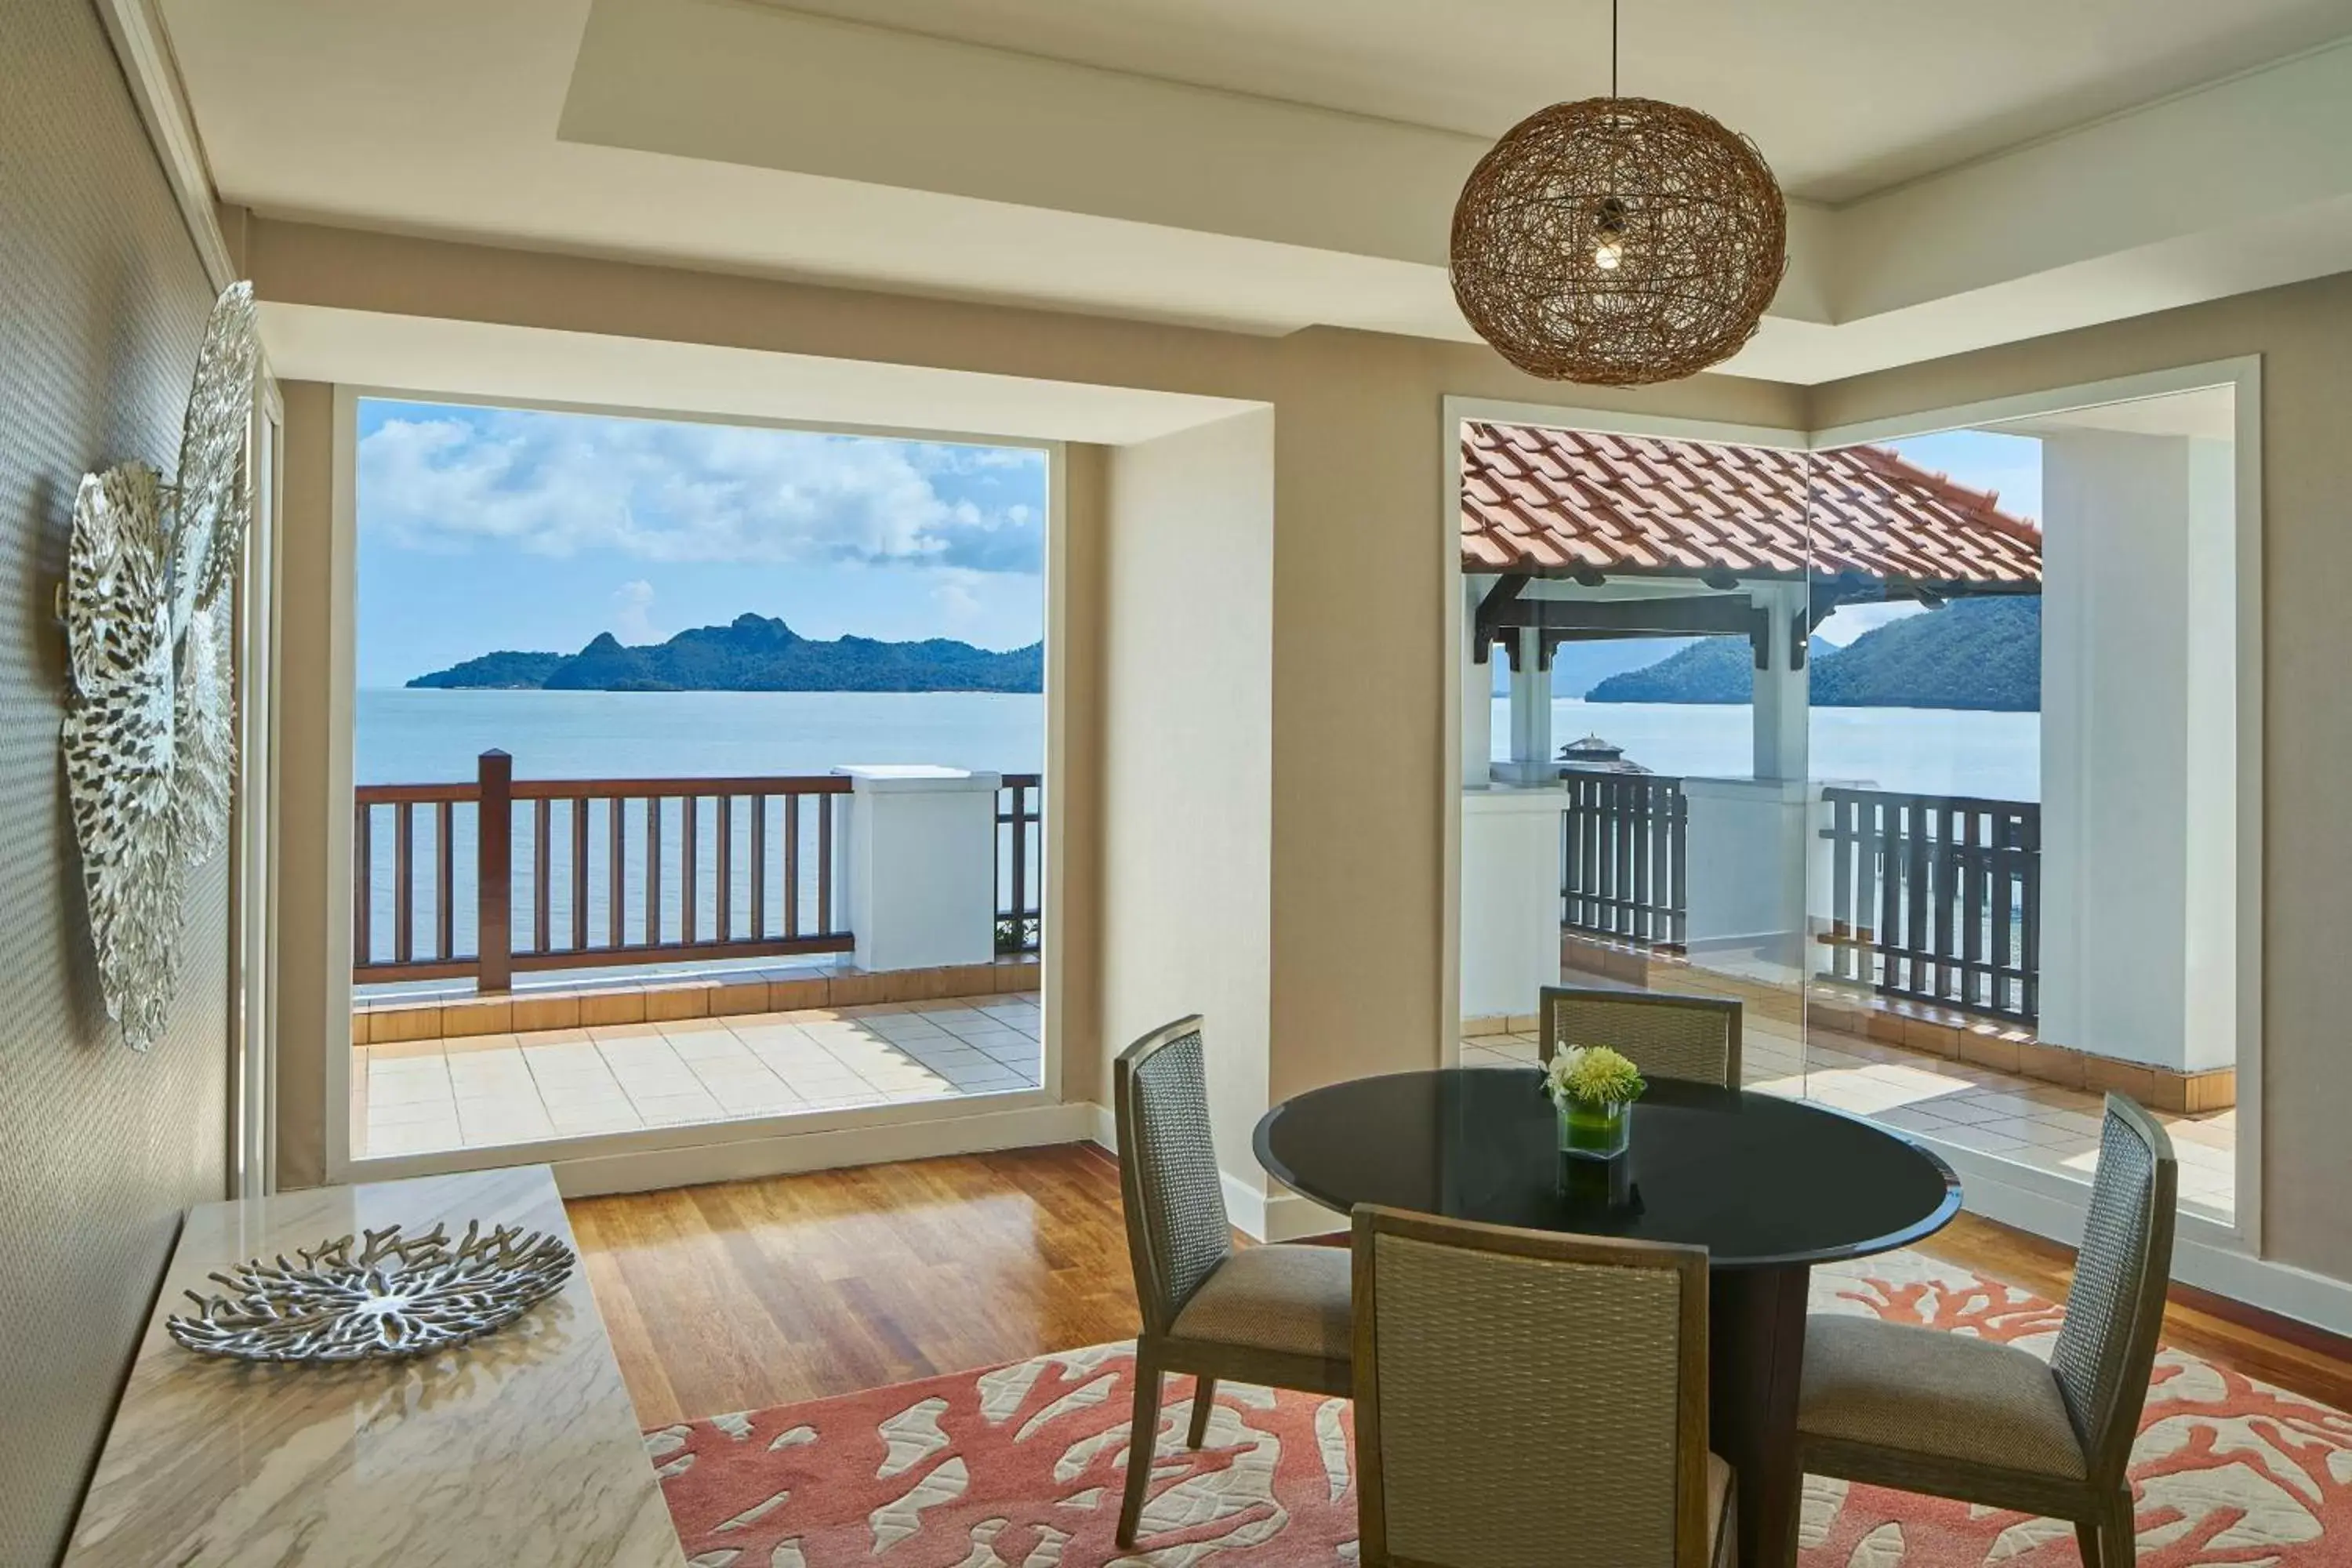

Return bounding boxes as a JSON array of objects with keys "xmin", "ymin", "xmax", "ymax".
[{"xmin": 1610, "ymin": 0, "xmax": 1619, "ymax": 97}]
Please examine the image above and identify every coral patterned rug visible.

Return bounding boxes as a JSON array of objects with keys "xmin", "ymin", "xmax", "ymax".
[{"xmin": 648, "ymin": 1249, "xmax": 2352, "ymax": 1566}]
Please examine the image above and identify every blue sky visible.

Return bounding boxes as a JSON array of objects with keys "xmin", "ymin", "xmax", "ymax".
[{"xmin": 355, "ymin": 399, "xmax": 1048, "ymax": 689}]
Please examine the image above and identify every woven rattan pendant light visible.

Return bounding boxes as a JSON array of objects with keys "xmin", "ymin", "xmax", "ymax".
[{"xmin": 1450, "ymin": 1, "xmax": 1787, "ymax": 387}]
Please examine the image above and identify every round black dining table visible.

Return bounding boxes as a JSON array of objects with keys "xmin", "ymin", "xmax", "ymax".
[{"xmin": 1253, "ymin": 1069, "xmax": 1962, "ymax": 1568}]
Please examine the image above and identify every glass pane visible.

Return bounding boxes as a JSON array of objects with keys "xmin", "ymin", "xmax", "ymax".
[
  {"xmin": 351, "ymin": 397, "xmax": 1051, "ymax": 1160},
  {"xmin": 1801, "ymin": 395, "xmax": 2238, "ymax": 1228},
  {"xmin": 1457, "ymin": 419, "xmax": 1809, "ymax": 1092}
]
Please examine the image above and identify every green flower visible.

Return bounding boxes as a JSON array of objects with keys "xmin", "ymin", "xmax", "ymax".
[{"xmin": 1542, "ymin": 1045, "xmax": 1646, "ymax": 1109}]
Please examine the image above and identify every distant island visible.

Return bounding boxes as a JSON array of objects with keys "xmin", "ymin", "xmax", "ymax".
[
  {"xmin": 409, "ymin": 613, "xmax": 1044, "ymax": 693},
  {"xmin": 1588, "ymin": 595, "xmax": 2039, "ymax": 711}
]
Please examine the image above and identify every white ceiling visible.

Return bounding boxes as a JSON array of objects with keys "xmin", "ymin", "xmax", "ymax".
[
  {"xmin": 750, "ymin": 0, "xmax": 2352, "ymax": 205},
  {"xmin": 1996, "ymin": 384, "xmax": 2238, "ymax": 442},
  {"xmin": 163, "ymin": 0, "xmax": 2352, "ymax": 386}
]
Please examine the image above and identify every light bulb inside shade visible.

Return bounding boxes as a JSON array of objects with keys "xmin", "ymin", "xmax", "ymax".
[{"xmin": 1592, "ymin": 194, "xmax": 1629, "ymax": 272}]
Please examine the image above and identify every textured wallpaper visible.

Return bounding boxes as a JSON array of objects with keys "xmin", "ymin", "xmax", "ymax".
[{"xmin": 0, "ymin": 3, "xmax": 232, "ymax": 1562}]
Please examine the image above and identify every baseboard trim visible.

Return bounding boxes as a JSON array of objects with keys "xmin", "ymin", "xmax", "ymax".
[
  {"xmin": 550, "ymin": 1102, "xmax": 1095, "ymax": 1197},
  {"xmin": 1083, "ymin": 1102, "xmax": 1339, "ymax": 1243},
  {"xmin": 1261, "ymin": 1189, "xmax": 1346, "ymax": 1243},
  {"xmin": 1218, "ymin": 1174, "xmax": 1345, "ymax": 1243},
  {"xmin": 1220, "ymin": 1172, "xmax": 1268, "ymax": 1238},
  {"xmin": 350, "ymin": 1098, "xmax": 1093, "ymax": 1199},
  {"xmin": 1931, "ymin": 1140, "xmax": 2352, "ymax": 1339}
]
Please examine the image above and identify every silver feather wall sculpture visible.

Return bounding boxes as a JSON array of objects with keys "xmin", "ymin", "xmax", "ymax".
[{"xmin": 63, "ymin": 281, "xmax": 259, "ymax": 1050}]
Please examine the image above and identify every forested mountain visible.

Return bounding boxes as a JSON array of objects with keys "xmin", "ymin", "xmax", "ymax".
[
  {"xmin": 410, "ymin": 614, "xmax": 1044, "ymax": 693},
  {"xmin": 1585, "ymin": 596, "xmax": 2039, "ymax": 711}
]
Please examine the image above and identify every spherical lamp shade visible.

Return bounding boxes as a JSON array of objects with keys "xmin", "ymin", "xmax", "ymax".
[{"xmin": 1450, "ymin": 96, "xmax": 1788, "ymax": 387}]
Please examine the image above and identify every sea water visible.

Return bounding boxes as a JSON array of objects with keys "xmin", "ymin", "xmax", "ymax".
[
  {"xmin": 350, "ymin": 688, "xmax": 2035, "ymax": 967},
  {"xmin": 357, "ymin": 688, "xmax": 2038, "ymax": 800}
]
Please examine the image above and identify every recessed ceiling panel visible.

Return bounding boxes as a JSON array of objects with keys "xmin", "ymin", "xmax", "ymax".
[{"xmin": 754, "ymin": 0, "xmax": 2352, "ymax": 202}]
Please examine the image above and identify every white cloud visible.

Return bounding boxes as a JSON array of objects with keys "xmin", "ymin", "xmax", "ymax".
[
  {"xmin": 609, "ymin": 579, "xmax": 658, "ymax": 644},
  {"xmin": 358, "ymin": 408, "xmax": 1043, "ymax": 572},
  {"xmin": 930, "ymin": 571, "xmax": 984, "ymax": 626},
  {"xmin": 1814, "ymin": 599, "xmax": 1929, "ymax": 647}
]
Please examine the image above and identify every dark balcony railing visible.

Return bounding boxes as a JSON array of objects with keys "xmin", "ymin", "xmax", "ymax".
[
  {"xmin": 996, "ymin": 774, "xmax": 1042, "ymax": 956},
  {"xmin": 1560, "ymin": 772, "xmax": 1689, "ymax": 950},
  {"xmin": 1817, "ymin": 786, "xmax": 2040, "ymax": 1025},
  {"xmin": 355, "ymin": 752, "xmax": 1047, "ymax": 989}
]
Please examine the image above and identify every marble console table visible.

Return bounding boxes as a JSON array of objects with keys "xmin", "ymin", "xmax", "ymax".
[{"xmin": 65, "ymin": 1166, "xmax": 684, "ymax": 1566}]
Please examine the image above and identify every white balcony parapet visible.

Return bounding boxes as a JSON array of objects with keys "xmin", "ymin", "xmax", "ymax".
[
  {"xmin": 1461, "ymin": 784, "xmax": 1570, "ymax": 1023},
  {"xmin": 833, "ymin": 764, "xmax": 1003, "ymax": 974}
]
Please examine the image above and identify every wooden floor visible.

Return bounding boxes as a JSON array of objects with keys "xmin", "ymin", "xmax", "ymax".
[
  {"xmin": 569, "ymin": 1145, "xmax": 1141, "ymax": 1425},
  {"xmin": 568, "ymin": 1143, "xmax": 2352, "ymax": 1426}
]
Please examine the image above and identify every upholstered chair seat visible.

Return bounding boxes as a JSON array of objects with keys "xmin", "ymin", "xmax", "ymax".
[
  {"xmin": 1169, "ymin": 1243, "xmax": 1352, "ymax": 1362},
  {"xmin": 1800, "ymin": 1316, "xmax": 2088, "ymax": 1479},
  {"xmin": 1112, "ymin": 1016, "xmax": 1353, "ymax": 1548},
  {"xmin": 1795, "ymin": 1095, "xmax": 2178, "ymax": 1568},
  {"xmin": 1540, "ymin": 985, "xmax": 1744, "ymax": 1087}
]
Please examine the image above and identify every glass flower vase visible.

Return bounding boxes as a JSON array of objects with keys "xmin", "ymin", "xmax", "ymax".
[{"xmin": 1557, "ymin": 1096, "xmax": 1631, "ymax": 1161}]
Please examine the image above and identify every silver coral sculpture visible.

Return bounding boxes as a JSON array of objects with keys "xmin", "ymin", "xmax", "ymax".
[{"xmin": 62, "ymin": 281, "xmax": 259, "ymax": 1050}]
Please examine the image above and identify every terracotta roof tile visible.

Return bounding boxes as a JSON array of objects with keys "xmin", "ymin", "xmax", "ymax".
[{"xmin": 1462, "ymin": 423, "xmax": 2042, "ymax": 590}]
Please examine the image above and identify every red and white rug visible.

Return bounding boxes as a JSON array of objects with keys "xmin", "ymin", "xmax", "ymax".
[{"xmin": 648, "ymin": 1250, "xmax": 2352, "ymax": 1566}]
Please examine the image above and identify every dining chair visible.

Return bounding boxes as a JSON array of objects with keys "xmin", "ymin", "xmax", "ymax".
[
  {"xmin": 1112, "ymin": 1015, "xmax": 1352, "ymax": 1548},
  {"xmin": 1795, "ymin": 1094, "xmax": 2177, "ymax": 1568},
  {"xmin": 1351, "ymin": 1205, "xmax": 1734, "ymax": 1568},
  {"xmin": 1540, "ymin": 984, "xmax": 1744, "ymax": 1088}
]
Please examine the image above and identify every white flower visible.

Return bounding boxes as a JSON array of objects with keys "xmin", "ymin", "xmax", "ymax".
[{"xmin": 1542, "ymin": 1045, "xmax": 1647, "ymax": 1108}]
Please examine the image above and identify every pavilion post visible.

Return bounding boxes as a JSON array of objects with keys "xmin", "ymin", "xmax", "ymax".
[
  {"xmin": 1503, "ymin": 626, "xmax": 1553, "ymax": 786},
  {"xmin": 1751, "ymin": 583, "xmax": 1810, "ymax": 782}
]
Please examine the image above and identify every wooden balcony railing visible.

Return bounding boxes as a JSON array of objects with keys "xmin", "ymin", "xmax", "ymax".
[
  {"xmin": 1560, "ymin": 772, "xmax": 1689, "ymax": 950},
  {"xmin": 355, "ymin": 750, "xmax": 853, "ymax": 989},
  {"xmin": 1818, "ymin": 786, "xmax": 2040, "ymax": 1025},
  {"xmin": 356, "ymin": 752, "xmax": 1047, "ymax": 990}
]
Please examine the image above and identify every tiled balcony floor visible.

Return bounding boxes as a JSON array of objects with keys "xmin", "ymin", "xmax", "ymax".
[
  {"xmin": 355, "ymin": 993, "xmax": 1042, "ymax": 1160},
  {"xmin": 1462, "ymin": 1015, "xmax": 2238, "ymax": 1225}
]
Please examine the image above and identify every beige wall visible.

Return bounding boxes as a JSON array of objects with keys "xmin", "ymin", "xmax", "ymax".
[
  {"xmin": 1811, "ymin": 270, "xmax": 2352, "ymax": 1285},
  {"xmin": 1098, "ymin": 409, "xmax": 1278, "ymax": 1183},
  {"xmin": 1054, "ymin": 441, "xmax": 1109, "ymax": 1109},
  {"xmin": 252, "ymin": 219, "xmax": 1801, "ymax": 1190},
  {"xmin": 0, "ymin": 4, "xmax": 234, "ymax": 1559},
  {"xmin": 274, "ymin": 380, "xmax": 336, "ymax": 1189}
]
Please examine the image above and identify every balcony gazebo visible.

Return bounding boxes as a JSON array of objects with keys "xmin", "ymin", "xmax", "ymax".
[
  {"xmin": 1458, "ymin": 415, "xmax": 2238, "ymax": 1123},
  {"xmin": 1461, "ymin": 419, "xmax": 2042, "ymax": 789}
]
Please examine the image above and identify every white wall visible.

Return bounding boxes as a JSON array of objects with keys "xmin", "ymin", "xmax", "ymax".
[
  {"xmin": 1100, "ymin": 408, "xmax": 1277, "ymax": 1196},
  {"xmin": 1460, "ymin": 788, "xmax": 1569, "ymax": 1021},
  {"xmin": 2040, "ymin": 426, "xmax": 2237, "ymax": 1072},
  {"xmin": 2183, "ymin": 437, "xmax": 2241, "ymax": 1069},
  {"xmin": 1682, "ymin": 777, "xmax": 1812, "ymax": 982}
]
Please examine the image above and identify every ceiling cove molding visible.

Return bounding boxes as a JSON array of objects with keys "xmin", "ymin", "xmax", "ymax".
[
  {"xmin": 1828, "ymin": 34, "xmax": 2352, "ymax": 325},
  {"xmin": 558, "ymin": 0, "xmax": 1491, "ymax": 268},
  {"xmin": 558, "ymin": 0, "xmax": 1843, "ymax": 324},
  {"xmin": 95, "ymin": 0, "xmax": 238, "ymax": 290}
]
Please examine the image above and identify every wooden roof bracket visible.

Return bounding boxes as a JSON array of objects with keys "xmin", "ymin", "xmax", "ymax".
[{"xmin": 1471, "ymin": 573, "xmax": 1530, "ymax": 665}]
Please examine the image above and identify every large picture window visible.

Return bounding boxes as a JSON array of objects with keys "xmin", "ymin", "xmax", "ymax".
[{"xmin": 349, "ymin": 398, "xmax": 1051, "ymax": 1164}]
